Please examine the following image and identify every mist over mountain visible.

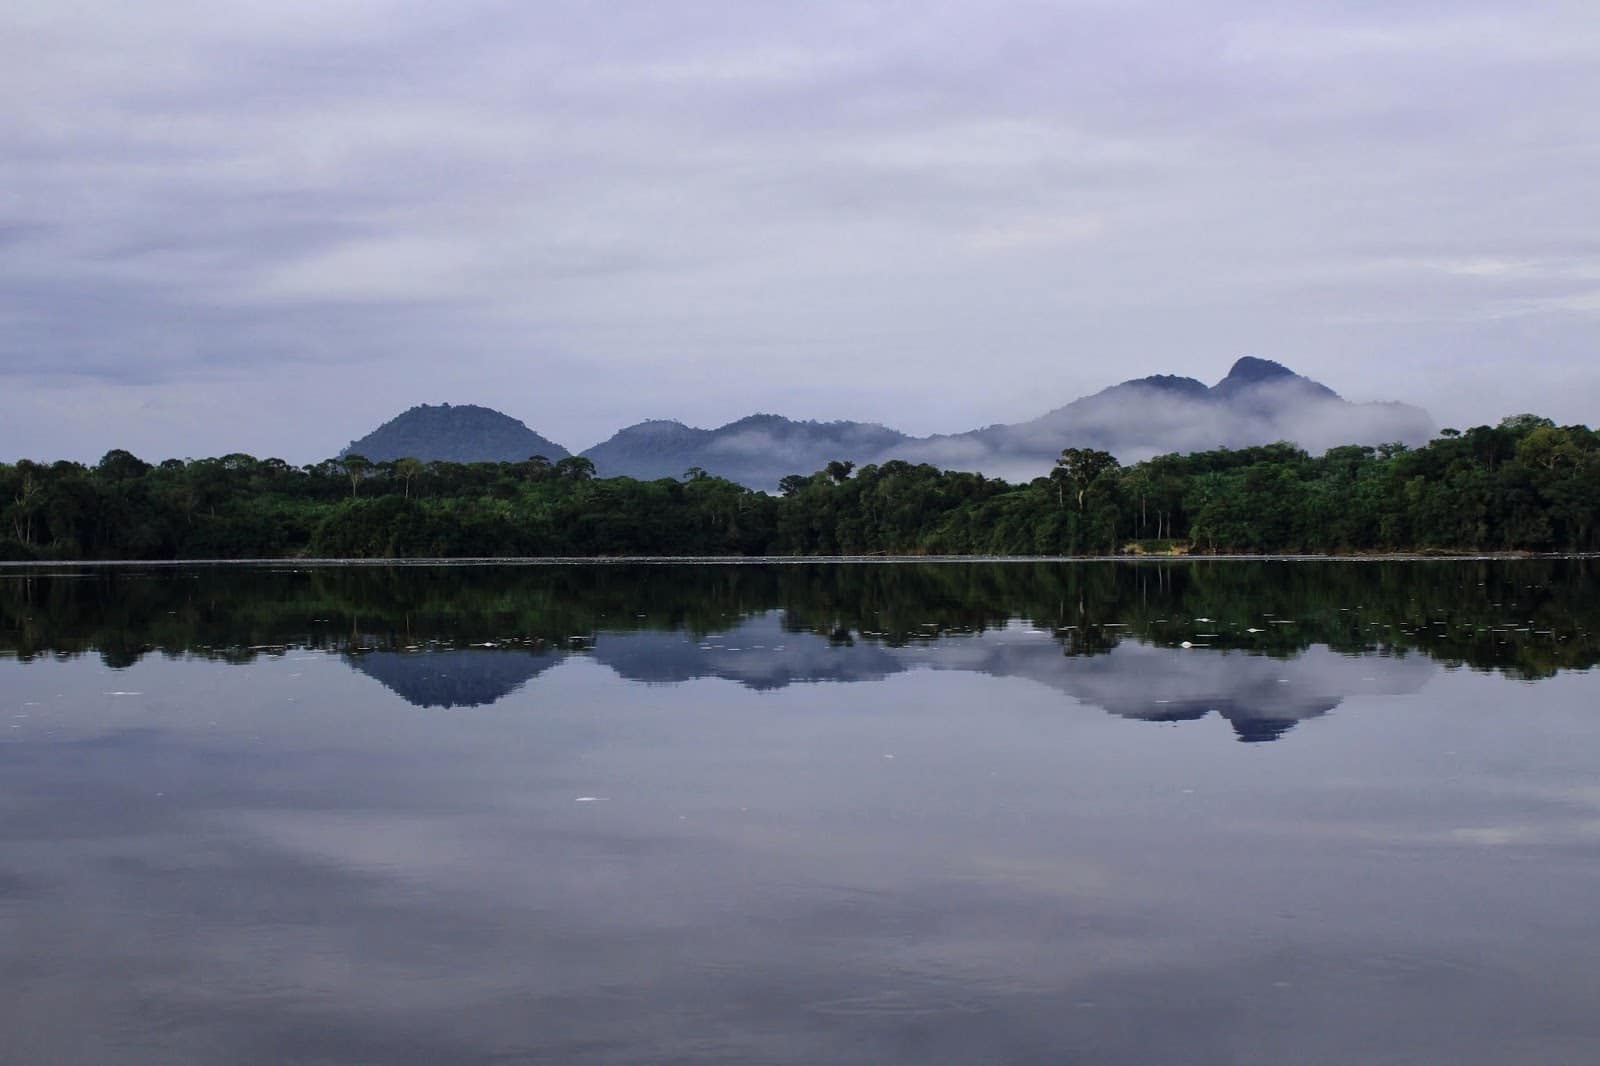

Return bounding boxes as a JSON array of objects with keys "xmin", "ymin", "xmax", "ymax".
[
  {"xmin": 343, "ymin": 359, "xmax": 1432, "ymax": 487},
  {"xmin": 342, "ymin": 403, "xmax": 570, "ymax": 464},
  {"xmin": 581, "ymin": 414, "xmax": 909, "ymax": 485},
  {"xmin": 886, "ymin": 357, "xmax": 1432, "ymax": 484},
  {"xmin": 580, "ymin": 358, "xmax": 1432, "ymax": 488}
]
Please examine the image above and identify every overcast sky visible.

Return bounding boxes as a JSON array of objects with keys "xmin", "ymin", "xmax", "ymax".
[{"xmin": 3, "ymin": 0, "xmax": 1596, "ymax": 464}]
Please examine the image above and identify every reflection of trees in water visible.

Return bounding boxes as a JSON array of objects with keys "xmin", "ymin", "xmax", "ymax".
[{"xmin": 2, "ymin": 559, "xmax": 1598, "ymax": 681}]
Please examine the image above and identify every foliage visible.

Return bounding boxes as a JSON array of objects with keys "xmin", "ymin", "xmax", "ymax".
[{"xmin": 2, "ymin": 414, "xmax": 1598, "ymax": 559}]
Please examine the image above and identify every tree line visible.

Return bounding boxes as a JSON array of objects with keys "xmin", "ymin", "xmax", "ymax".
[{"xmin": 2, "ymin": 414, "xmax": 1598, "ymax": 560}]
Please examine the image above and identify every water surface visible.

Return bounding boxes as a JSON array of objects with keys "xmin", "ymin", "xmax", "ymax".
[{"xmin": 3, "ymin": 561, "xmax": 1598, "ymax": 1064}]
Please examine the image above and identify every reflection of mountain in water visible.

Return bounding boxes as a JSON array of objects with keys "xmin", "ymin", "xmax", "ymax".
[
  {"xmin": 349, "ymin": 615, "xmax": 1435, "ymax": 741},
  {"xmin": 349, "ymin": 650, "xmax": 563, "ymax": 708},
  {"xmin": 595, "ymin": 624, "xmax": 907, "ymax": 690},
  {"xmin": 1010, "ymin": 641, "xmax": 1434, "ymax": 742}
]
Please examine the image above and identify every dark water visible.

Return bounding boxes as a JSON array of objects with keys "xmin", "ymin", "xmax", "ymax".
[{"xmin": 3, "ymin": 560, "xmax": 1599, "ymax": 1065}]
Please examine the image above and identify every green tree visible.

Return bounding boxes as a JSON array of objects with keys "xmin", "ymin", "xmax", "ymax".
[
  {"xmin": 778, "ymin": 474, "xmax": 810, "ymax": 497},
  {"xmin": 96, "ymin": 449, "xmax": 152, "ymax": 482},
  {"xmin": 1055, "ymin": 448, "xmax": 1120, "ymax": 511},
  {"xmin": 5, "ymin": 460, "xmax": 45, "ymax": 546},
  {"xmin": 393, "ymin": 457, "xmax": 424, "ymax": 498},
  {"xmin": 554, "ymin": 456, "xmax": 597, "ymax": 481},
  {"xmin": 340, "ymin": 454, "xmax": 372, "ymax": 498}
]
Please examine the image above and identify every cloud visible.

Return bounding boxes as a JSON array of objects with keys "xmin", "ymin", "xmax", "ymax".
[
  {"xmin": 1, "ymin": 0, "xmax": 1598, "ymax": 462},
  {"xmin": 251, "ymin": 236, "xmax": 489, "ymax": 303}
]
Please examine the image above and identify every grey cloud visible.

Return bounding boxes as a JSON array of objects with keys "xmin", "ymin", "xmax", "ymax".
[{"xmin": 2, "ymin": 0, "xmax": 1597, "ymax": 462}]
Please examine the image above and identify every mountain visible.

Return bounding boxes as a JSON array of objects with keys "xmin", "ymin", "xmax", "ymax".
[
  {"xmin": 343, "ymin": 358, "xmax": 1432, "ymax": 487},
  {"xmin": 341, "ymin": 403, "xmax": 570, "ymax": 464},
  {"xmin": 580, "ymin": 358, "xmax": 1433, "ymax": 488},
  {"xmin": 887, "ymin": 356, "xmax": 1432, "ymax": 483},
  {"xmin": 582, "ymin": 413, "xmax": 909, "ymax": 484}
]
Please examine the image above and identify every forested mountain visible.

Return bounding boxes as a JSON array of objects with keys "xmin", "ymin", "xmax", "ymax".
[
  {"xmin": 341, "ymin": 403, "xmax": 570, "ymax": 463},
  {"xmin": 576, "ymin": 358, "xmax": 1431, "ymax": 488}
]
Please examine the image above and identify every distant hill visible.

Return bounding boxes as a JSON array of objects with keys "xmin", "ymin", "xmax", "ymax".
[
  {"xmin": 888, "ymin": 356, "xmax": 1433, "ymax": 483},
  {"xmin": 344, "ymin": 359, "xmax": 1433, "ymax": 488},
  {"xmin": 341, "ymin": 403, "xmax": 570, "ymax": 464},
  {"xmin": 581, "ymin": 414, "xmax": 910, "ymax": 485},
  {"xmin": 579, "ymin": 358, "xmax": 1433, "ymax": 488}
]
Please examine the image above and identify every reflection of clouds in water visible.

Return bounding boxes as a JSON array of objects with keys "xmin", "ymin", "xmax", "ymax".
[
  {"xmin": 4, "ymin": 633, "xmax": 1599, "ymax": 1064},
  {"xmin": 363, "ymin": 615, "xmax": 1436, "ymax": 741},
  {"xmin": 1020, "ymin": 642, "xmax": 1435, "ymax": 741},
  {"xmin": 600, "ymin": 623, "xmax": 905, "ymax": 690},
  {"xmin": 1328, "ymin": 780, "xmax": 1600, "ymax": 850},
  {"xmin": 0, "ymin": 714, "xmax": 1150, "ymax": 1065},
  {"xmin": 892, "ymin": 631, "xmax": 1434, "ymax": 742}
]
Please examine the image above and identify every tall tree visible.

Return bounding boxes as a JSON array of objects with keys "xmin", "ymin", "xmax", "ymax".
[
  {"xmin": 341, "ymin": 454, "xmax": 372, "ymax": 498},
  {"xmin": 7, "ymin": 460, "xmax": 44, "ymax": 545},
  {"xmin": 393, "ymin": 457, "xmax": 424, "ymax": 498},
  {"xmin": 1055, "ymin": 448, "xmax": 1120, "ymax": 511}
]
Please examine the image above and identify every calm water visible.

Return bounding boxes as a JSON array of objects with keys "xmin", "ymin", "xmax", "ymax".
[{"xmin": 3, "ymin": 561, "xmax": 1599, "ymax": 1065}]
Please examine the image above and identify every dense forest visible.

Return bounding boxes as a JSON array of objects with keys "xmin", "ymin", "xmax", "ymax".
[{"xmin": 2, "ymin": 415, "xmax": 1597, "ymax": 560}]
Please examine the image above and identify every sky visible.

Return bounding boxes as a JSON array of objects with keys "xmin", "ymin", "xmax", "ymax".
[{"xmin": 2, "ymin": 0, "xmax": 1597, "ymax": 464}]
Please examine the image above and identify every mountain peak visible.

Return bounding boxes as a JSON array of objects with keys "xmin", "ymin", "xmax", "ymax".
[
  {"xmin": 341, "ymin": 403, "xmax": 570, "ymax": 463},
  {"xmin": 626, "ymin": 419, "xmax": 691, "ymax": 432},
  {"xmin": 1211, "ymin": 357, "xmax": 1339, "ymax": 403},
  {"xmin": 726, "ymin": 413, "xmax": 795, "ymax": 430},
  {"xmin": 1218, "ymin": 357, "xmax": 1296, "ymax": 386},
  {"xmin": 1124, "ymin": 374, "xmax": 1211, "ymax": 397}
]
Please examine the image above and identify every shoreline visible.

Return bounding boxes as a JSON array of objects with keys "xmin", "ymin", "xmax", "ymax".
[{"xmin": 4, "ymin": 552, "xmax": 1598, "ymax": 569}]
